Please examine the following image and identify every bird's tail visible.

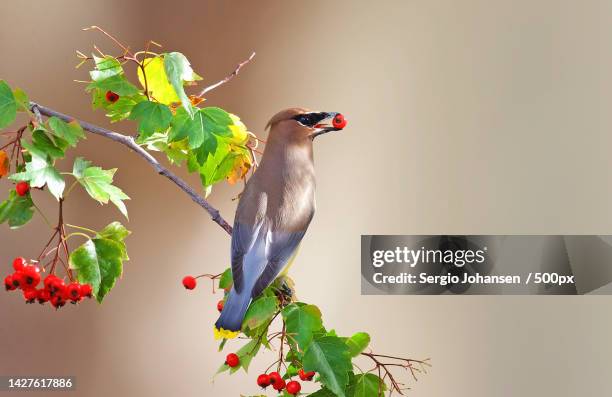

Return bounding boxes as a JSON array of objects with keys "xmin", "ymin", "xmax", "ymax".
[{"xmin": 214, "ymin": 287, "xmax": 252, "ymax": 340}]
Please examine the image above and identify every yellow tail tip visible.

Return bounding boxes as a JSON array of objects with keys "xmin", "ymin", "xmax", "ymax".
[{"xmin": 214, "ymin": 327, "xmax": 240, "ymax": 340}]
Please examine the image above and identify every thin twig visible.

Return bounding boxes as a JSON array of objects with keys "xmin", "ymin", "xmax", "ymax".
[
  {"xmin": 197, "ymin": 52, "xmax": 256, "ymax": 98},
  {"xmin": 29, "ymin": 102, "xmax": 233, "ymax": 235}
]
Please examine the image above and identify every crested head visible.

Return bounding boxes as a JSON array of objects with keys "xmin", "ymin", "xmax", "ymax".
[{"xmin": 265, "ymin": 107, "xmax": 346, "ymax": 145}]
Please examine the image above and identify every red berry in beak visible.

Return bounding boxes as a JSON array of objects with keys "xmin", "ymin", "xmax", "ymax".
[
  {"xmin": 332, "ymin": 113, "xmax": 347, "ymax": 129},
  {"xmin": 182, "ymin": 276, "xmax": 197, "ymax": 290},
  {"xmin": 286, "ymin": 380, "xmax": 302, "ymax": 395},
  {"xmin": 105, "ymin": 91, "xmax": 120, "ymax": 103},
  {"xmin": 15, "ymin": 181, "xmax": 30, "ymax": 196},
  {"xmin": 257, "ymin": 374, "xmax": 271, "ymax": 388},
  {"xmin": 217, "ymin": 300, "xmax": 224, "ymax": 312},
  {"xmin": 225, "ymin": 353, "xmax": 240, "ymax": 368},
  {"xmin": 12, "ymin": 257, "xmax": 27, "ymax": 271}
]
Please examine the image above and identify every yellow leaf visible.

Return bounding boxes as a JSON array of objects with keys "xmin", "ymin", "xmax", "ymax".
[
  {"xmin": 226, "ymin": 151, "xmax": 252, "ymax": 185},
  {"xmin": 227, "ymin": 114, "xmax": 249, "ymax": 145},
  {"xmin": 138, "ymin": 57, "xmax": 180, "ymax": 105},
  {"xmin": 0, "ymin": 150, "xmax": 9, "ymax": 178}
]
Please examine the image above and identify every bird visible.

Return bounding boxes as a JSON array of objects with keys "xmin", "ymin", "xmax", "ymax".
[{"xmin": 214, "ymin": 108, "xmax": 347, "ymax": 339}]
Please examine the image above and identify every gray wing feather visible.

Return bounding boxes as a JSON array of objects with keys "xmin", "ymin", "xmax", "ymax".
[
  {"xmin": 231, "ymin": 222, "xmax": 260, "ymax": 292},
  {"xmin": 250, "ymin": 229, "xmax": 306, "ymax": 299}
]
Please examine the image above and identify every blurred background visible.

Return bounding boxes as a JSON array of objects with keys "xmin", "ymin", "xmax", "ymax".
[{"xmin": 2, "ymin": 0, "xmax": 612, "ymax": 396}]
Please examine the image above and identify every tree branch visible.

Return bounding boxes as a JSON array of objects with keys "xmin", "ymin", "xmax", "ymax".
[
  {"xmin": 197, "ymin": 52, "xmax": 256, "ymax": 98},
  {"xmin": 29, "ymin": 102, "xmax": 233, "ymax": 235}
]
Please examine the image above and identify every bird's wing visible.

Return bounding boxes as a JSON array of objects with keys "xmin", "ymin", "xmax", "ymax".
[
  {"xmin": 250, "ymin": 228, "xmax": 308, "ymax": 298},
  {"xmin": 230, "ymin": 222, "xmax": 258, "ymax": 293}
]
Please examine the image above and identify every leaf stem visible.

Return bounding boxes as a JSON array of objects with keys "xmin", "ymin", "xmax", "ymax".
[{"xmin": 66, "ymin": 223, "xmax": 97, "ymax": 235}]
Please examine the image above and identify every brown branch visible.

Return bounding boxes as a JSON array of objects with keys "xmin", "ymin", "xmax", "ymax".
[
  {"xmin": 197, "ymin": 52, "xmax": 256, "ymax": 98},
  {"xmin": 29, "ymin": 102, "xmax": 233, "ymax": 235}
]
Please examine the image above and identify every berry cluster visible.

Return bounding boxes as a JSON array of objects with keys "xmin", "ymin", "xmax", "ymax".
[
  {"xmin": 223, "ymin": 351, "xmax": 315, "ymax": 395},
  {"xmin": 4, "ymin": 257, "xmax": 93, "ymax": 309},
  {"xmin": 255, "ymin": 369, "xmax": 313, "ymax": 394}
]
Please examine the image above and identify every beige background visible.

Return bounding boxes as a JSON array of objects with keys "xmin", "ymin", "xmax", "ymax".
[{"xmin": 1, "ymin": 0, "xmax": 612, "ymax": 396}]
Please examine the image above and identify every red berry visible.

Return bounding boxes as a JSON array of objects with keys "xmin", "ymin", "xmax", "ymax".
[
  {"xmin": 257, "ymin": 374, "xmax": 271, "ymax": 388},
  {"xmin": 182, "ymin": 276, "xmax": 197, "ymax": 290},
  {"xmin": 80, "ymin": 283, "xmax": 93, "ymax": 299},
  {"xmin": 225, "ymin": 353, "xmax": 240, "ymax": 368},
  {"xmin": 15, "ymin": 181, "xmax": 30, "ymax": 197},
  {"xmin": 66, "ymin": 282, "xmax": 82, "ymax": 303},
  {"xmin": 4, "ymin": 275, "xmax": 16, "ymax": 291},
  {"xmin": 217, "ymin": 300, "xmax": 224, "ymax": 312},
  {"xmin": 23, "ymin": 288, "xmax": 37, "ymax": 303},
  {"xmin": 332, "ymin": 113, "xmax": 347, "ymax": 129},
  {"xmin": 10, "ymin": 271, "xmax": 24, "ymax": 289},
  {"xmin": 12, "ymin": 257, "xmax": 27, "ymax": 271},
  {"xmin": 286, "ymin": 380, "xmax": 301, "ymax": 395},
  {"xmin": 298, "ymin": 369, "xmax": 316, "ymax": 381},
  {"xmin": 43, "ymin": 274, "xmax": 59, "ymax": 290},
  {"xmin": 50, "ymin": 294, "xmax": 65, "ymax": 309},
  {"xmin": 105, "ymin": 91, "xmax": 120, "ymax": 103},
  {"xmin": 45, "ymin": 275, "xmax": 65, "ymax": 296},
  {"xmin": 37, "ymin": 288, "xmax": 50, "ymax": 304},
  {"xmin": 269, "ymin": 372, "xmax": 283, "ymax": 385},
  {"xmin": 272, "ymin": 378, "xmax": 286, "ymax": 391},
  {"xmin": 22, "ymin": 265, "xmax": 41, "ymax": 289}
]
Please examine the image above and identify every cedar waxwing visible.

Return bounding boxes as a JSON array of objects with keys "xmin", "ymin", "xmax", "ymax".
[{"xmin": 214, "ymin": 108, "xmax": 346, "ymax": 339}]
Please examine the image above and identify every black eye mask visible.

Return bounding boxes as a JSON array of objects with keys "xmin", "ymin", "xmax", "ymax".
[{"xmin": 292, "ymin": 112, "xmax": 329, "ymax": 127}]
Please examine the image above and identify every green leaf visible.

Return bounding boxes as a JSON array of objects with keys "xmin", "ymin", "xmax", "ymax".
[
  {"xmin": 200, "ymin": 107, "xmax": 233, "ymax": 137},
  {"xmin": 216, "ymin": 339, "xmax": 262, "ymax": 375},
  {"xmin": 138, "ymin": 56, "xmax": 180, "ymax": 105},
  {"xmin": 169, "ymin": 107, "xmax": 217, "ymax": 151},
  {"xmin": 218, "ymin": 268, "xmax": 233, "ymax": 290},
  {"xmin": 0, "ymin": 80, "xmax": 17, "ymax": 129},
  {"xmin": 48, "ymin": 117, "xmax": 85, "ymax": 147},
  {"xmin": 0, "ymin": 190, "xmax": 34, "ymax": 228},
  {"xmin": 90, "ymin": 55, "xmax": 124, "ymax": 81},
  {"xmin": 242, "ymin": 296, "xmax": 278, "ymax": 330},
  {"xmin": 69, "ymin": 225, "xmax": 129, "ymax": 303},
  {"xmin": 163, "ymin": 52, "xmax": 201, "ymax": 117},
  {"xmin": 31, "ymin": 129, "xmax": 66, "ymax": 159},
  {"xmin": 303, "ymin": 335, "xmax": 352, "ymax": 397},
  {"xmin": 98, "ymin": 221, "xmax": 131, "ymax": 243},
  {"xmin": 72, "ymin": 157, "xmax": 130, "ymax": 218},
  {"xmin": 10, "ymin": 153, "xmax": 65, "ymax": 200},
  {"xmin": 307, "ymin": 388, "xmax": 337, "ymax": 397},
  {"xmin": 348, "ymin": 374, "xmax": 387, "ymax": 397},
  {"xmin": 13, "ymin": 88, "xmax": 30, "ymax": 112},
  {"xmin": 282, "ymin": 303, "xmax": 324, "ymax": 351},
  {"xmin": 128, "ymin": 101, "xmax": 172, "ymax": 138},
  {"xmin": 87, "ymin": 74, "xmax": 140, "ymax": 96},
  {"xmin": 346, "ymin": 332, "xmax": 370, "ymax": 358}
]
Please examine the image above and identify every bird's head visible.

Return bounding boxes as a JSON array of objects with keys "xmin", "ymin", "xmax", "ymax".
[{"xmin": 266, "ymin": 108, "xmax": 347, "ymax": 144}]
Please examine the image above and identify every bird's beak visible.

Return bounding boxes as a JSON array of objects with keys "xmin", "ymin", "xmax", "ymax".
[{"xmin": 310, "ymin": 112, "xmax": 347, "ymax": 139}]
